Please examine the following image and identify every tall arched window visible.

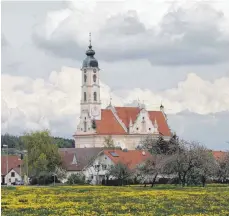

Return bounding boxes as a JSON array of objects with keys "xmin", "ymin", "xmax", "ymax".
[
  {"xmin": 84, "ymin": 121, "xmax": 87, "ymax": 132},
  {"xmin": 84, "ymin": 74, "xmax": 87, "ymax": 83},
  {"xmin": 93, "ymin": 92, "xmax": 97, "ymax": 101},
  {"xmin": 84, "ymin": 92, "xmax": 87, "ymax": 102},
  {"xmin": 93, "ymin": 74, "xmax": 97, "ymax": 83}
]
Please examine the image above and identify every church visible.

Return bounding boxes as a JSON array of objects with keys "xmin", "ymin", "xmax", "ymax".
[{"xmin": 73, "ymin": 37, "xmax": 171, "ymax": 149}]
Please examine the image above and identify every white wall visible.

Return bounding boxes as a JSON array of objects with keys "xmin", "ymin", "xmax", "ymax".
[
  {"xmin": 83, "ymin": 153, "xmax": 114, "ymax": 185},
  {"xmin": 74, "ymin": 134, "xmax": 162, "ymax": 149},
  {"xmin": 4, "ymin": 169, "xmax": 22, "ymax": 185}
]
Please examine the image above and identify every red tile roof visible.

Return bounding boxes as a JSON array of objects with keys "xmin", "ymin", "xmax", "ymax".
[
  {"xmin": 93, "ymin": 107, "xmax": 171, "ymax": 136},
  {"xmin": 95, "ymin": 109, "xmax": 126, "ymax": 135},
  {"xmin": 148, "ymin": 111, "xmax": 171, "ymax": 136},
  {"xmin": 1, "ymin": 155, "xmax": 22, "ymax": 176},
  {"xmin": 212, "ymin": 151, "xmax": 228, "ymax": 160},
  {"xmin": 115, "ymin": 107, "xmax": 140, "ymax": 128},
  {"xmin": 104, "ymin": 149, "xmax": 152, "ymax": 169}
]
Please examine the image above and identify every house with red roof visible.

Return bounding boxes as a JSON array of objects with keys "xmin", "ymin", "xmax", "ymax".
[
  {"xmin": 59, "ymin": 147, "xmax": 152, "ymax": 184},
  {"xmin": 73, "ymin": 37, "xmax": 171, "ymax": 149},
  {"xmin": 82, "ymin": 149, "xmax": 152, "ymax": 185},
  {"xmin": 1, "ymin": 155, "xmax": 23, "ymax": 185}
]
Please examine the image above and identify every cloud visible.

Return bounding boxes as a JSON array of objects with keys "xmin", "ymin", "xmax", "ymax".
[
  {"xmin": 33, "ymin": 1, "xmax": 229, "ymax": 66},
  {"xmin": 1, "ymin": 67, "xmax": 229, "ymax": 148}
]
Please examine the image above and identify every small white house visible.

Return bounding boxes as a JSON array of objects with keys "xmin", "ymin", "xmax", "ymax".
[
  {"xmin": 1, "ymin": 155, "xmax": 23, "ymax": 185},
  {"xmin": 4, "ymin": 168, "xmax": 22, "ymax": 185}
]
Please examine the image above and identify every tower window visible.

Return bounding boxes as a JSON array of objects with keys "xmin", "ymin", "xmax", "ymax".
[
  {"xmin": 93, "ymin": 69, "xmax": 96, "ymax": 73},
  {"xmin": 94, "ymin": 92, "xmax": 97, "ymax": 101},
  {"xmin": 93, "ymin": 74, "xmax": 97, "ymax": 82},
  {"xmin": 142, "ymin": 117, "xmax": 145, "ymax": 120},
  {"xmin": 84, "ymin": 92, "xmax": 87, "ymax": 102},
  {"xmin": 84, "ymin": 121, "xmax": 87, "ymax": 132},
  {"xmin": 84, "ymin": 74, "xmax": 87, "ymax": 83}
]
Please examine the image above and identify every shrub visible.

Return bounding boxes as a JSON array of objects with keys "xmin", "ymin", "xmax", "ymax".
[{"xmin": 67, "ymin": 173, "xmax": 85, "ymax": 185}]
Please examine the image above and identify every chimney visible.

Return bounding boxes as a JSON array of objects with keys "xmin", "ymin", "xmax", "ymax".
[{"xmin": 142, "ymin": 151, "xmax": 146, "ymax": 156}]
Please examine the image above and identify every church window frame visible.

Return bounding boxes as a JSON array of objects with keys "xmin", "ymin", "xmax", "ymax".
[
  {"xmin": 93, "ymin": 74, "xmax": 97, "ymax": 83},
  {"xmin": 84, "ymin": 74, "xmax": 87, "ymax": 83},
  {"xmin": 93, "ymin": 92, "xmax": 97, "ymax": 101},
  {"xmin": 84, "ymin": 92, "xmax": 87, "ymax": 102},
  {"xmin": 84, "ymin": 121, "xmax": 87, "ymax": 132}
]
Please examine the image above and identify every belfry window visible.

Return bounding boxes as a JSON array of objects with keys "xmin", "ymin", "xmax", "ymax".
[
  {"xmin": 94, "ymin": 92, "xmax": 97, "ymax": 101},
  {"xmin": 93, "ymin": 74, "xmax": 97, "ymax": 83},
  {"xmin": 84, "ymin": 92, "xmax": 87, "ymax": 102},
  {"xmin": 84, "ymin": 74, "xmax": 87, "ymax": 83}
]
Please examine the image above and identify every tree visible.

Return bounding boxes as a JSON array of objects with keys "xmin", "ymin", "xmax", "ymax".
[
  {"xmin": 21, "ymin": 130, "xmax": 62, "ymax": 184},
  {"xmin": 138, "ymin": 155, "xmax": 169, "ymax": 187},
  {"xmin": 216, "ymin": 152, "xmax": 229, "ymax": 183},
  {"xmin": 107, "ymin": 162, "xmax": 133, "ymax": 186},
  {"xmin": 67, "ymin": 173, "xmax": 85, "ymax": 185},
  {"xmin": 91, "ymin": 120, "xmax": 97, "ymax": 130},
  {"xmin": 165, "ymin": 140, "xmax": 217, "ymax": 187},
  {"xmin": 186, "ymin": 146, "xmax": 218, "ymax": 187},
  {"xmin": 140, "ymin": 135, "xmax": 170, "ymax": 155},
  {"xmin": 103, "ymin": 135, "xmax": 115, "ymax": 148}
]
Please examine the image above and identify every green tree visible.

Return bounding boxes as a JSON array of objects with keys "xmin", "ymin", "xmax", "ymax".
[
  {"xmin": 108, "ymin": 162, "xmax": 133, "ymax": 186},
  {"xmin": 67, "ymin": 173, "xmax": 85, "ymax": 185},
  {"xmin": 21, "ymin": 130, "xmax": 61, "ymax": 183},
  {"xmin": 103, "ymin": 135, "xmax": 115, "ymax": 148}
]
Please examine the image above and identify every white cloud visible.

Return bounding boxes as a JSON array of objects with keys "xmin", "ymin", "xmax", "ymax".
[
  {"xmin": 1, "ymin": 66, "xmax": 229, "ymax": 137},
  {"xmin": 33, "ymin": 0, "xmax": 229, "ymax": 65}
]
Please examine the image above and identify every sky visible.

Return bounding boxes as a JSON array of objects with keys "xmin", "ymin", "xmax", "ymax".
[{"xmin": 1, "ymin": 0, "xmax": 229, "ymax": 150}]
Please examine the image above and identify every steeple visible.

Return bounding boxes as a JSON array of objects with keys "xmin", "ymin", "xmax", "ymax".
[{"xmin": 83, "ymin": 33, "xmax": 98, "ymax": 68}]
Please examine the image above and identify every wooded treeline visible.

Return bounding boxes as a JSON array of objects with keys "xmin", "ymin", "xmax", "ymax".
[{"xmin": 1, "ymin": 134, "xmax": 74, "ymax": 151}]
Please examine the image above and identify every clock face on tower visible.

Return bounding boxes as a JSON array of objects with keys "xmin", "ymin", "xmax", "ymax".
[{"xmin": 91, "ymin": 106, "xmax": 100, "ymax": 117}]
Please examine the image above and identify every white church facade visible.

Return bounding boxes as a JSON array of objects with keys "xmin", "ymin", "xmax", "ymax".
[{"xmin": 73, "ymin": 38, "xmax": 171, "ymax": 149}]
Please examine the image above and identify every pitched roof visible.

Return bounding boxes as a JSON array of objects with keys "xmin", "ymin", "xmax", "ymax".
[
  {"xmin": 115, "ymin": 107, "xmax": 141, "ymax": 128},
  {"xmin": 59, "ymin": 148, "xmax": 104, "ymax": 171},
  {"xmin": 212, "ymin": 151, "xmax": 228, "ymax": 160},
  {"xmin": 93, "ymin": 107, "xmax": 171, "ymax": 136},
  {"xmin": 148, "ymin": 111, "xmax": 171, "ymax": 136},
  {"xmin": 1, "ymin": 155, "xmax": 22, "ymax": 176},
  {"xmin": 103, "ymin": 149, "xmax": 152, "ymax": 169},
  {"xmin": 95, "ymin": 109, "xmax": 126, "ymax": 135}
]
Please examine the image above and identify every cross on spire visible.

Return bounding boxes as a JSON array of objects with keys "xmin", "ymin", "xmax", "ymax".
[
  {"xmin": 89, "ymin": 32, "xmax": 92, "ymax": 48},
  {"xmin": 109, "ymin": 95, "xmax": 112, "ymax": 106}
]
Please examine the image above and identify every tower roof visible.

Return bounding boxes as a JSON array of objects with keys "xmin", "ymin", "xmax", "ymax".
[{"xmin": 82, "ymin": 33, "xmax": 99, "ymax": 68}]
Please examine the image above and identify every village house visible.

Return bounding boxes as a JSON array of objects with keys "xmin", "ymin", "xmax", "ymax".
[
  {"xmin": 59, "ymin": 148, "xmax": 152, "ymax": 184},
  {"xmin": 1, "ymin": 155, "xmax": 23, "ymax": 185}
]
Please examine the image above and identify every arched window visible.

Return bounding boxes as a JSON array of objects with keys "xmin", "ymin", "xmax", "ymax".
[
  {"xmin": 84, "ymin": 74, "xmax": 87, "ymax": 83},
  {"xmin": 84, "ymin": 121, "xmax": 87, "ymax": 132},
  {"xmin": 93, "ymin": 74, "xmax": 97, "ymax": 83},
  {"xmin": 93, "ymin": 92, "xmax": 97, "ymax": 101},
  {"xmin": 84, "ymin": 92, "xmax": 87, "ymax": 102}
]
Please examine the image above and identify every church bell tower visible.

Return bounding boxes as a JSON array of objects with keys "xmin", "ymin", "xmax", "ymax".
[{"xmin": 76, "ymin": 33, "xmax": 101, "ymax": 134}]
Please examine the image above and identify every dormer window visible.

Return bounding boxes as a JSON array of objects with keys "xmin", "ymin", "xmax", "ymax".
[
  {"xmin": 149, "ymin": 128, "xmax": 151, "ymax": 131},
  {"xmin": 142, "ymin": 117, "xmax": 145, "ymax": 120},
  {"xmin": 72, "ymin": 154, "xmax": 77, "ymax": 165}
]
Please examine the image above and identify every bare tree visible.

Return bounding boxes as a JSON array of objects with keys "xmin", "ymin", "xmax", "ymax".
[{"xmin": 138, "ymin": 155, "xmax": 170, "ymax": 187}]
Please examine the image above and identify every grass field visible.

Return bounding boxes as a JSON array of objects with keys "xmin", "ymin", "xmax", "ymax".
[{"xmin": 1, "ymin": 184, "xmax": 229, "ymax": 216}]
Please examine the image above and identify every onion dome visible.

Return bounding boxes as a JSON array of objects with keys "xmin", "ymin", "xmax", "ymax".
[{"xmin": 82, "ymin": 33, "xmax": 99, "ymax": 68}]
